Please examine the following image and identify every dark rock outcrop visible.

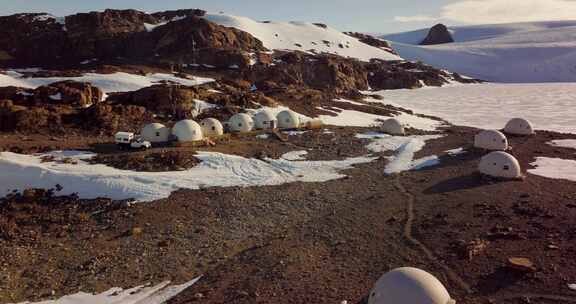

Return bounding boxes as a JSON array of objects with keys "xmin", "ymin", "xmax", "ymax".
[
  {"xmin": 244, "ymin": 52, "xmax": 369, "ymax": 95},
  {"xmin": 420, "ymin": 24, "xmax": 454, "ymax": 45},
  {"xmin": 110, "ymin": 84, "xmax": 199, "ymax": 119},
  {"xmin": 34, "ymin": 81, "xmax": 103, "ymax": 107},
  {"xmin": 0, "ymin": 9, "xmax": 265, "ymax": 68},
  {"xmin": 145, "ymin": 16, "xmax": 264, "ymax": 68}
]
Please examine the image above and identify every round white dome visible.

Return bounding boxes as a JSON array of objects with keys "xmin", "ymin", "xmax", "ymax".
[
  {"xmin": 229, "ymin": 113, "xmax": 254, "ymax": 133},
  {"xmin": 474, "ymin": 130, "xmax": 508, "ymax": 151},
  {"xmin": 200, "ymin": 118, "xmax": 224, "ymax": 137},
  {"xmin": 479, "ymin": 151, "xmax": 522, "ymax": 179},
  {"xmin": 504, "ymin": 118, "xmax": 534, "ymax": 136},
  {"xmin": 381, "ymin": 118, "xmax": 405, "ymax": 136},
  {"xmin": 368, "ymin": 267, "xmax": 455, "ymax": 304},
  {"xmin": 277, "ymin": 110, "xmax": 301, "ymax": 129},
  {"xmin": 141, "ymin": 123, "xmax": 171, "ymax": 143},
  {"xmin": 172, "ymin": 120, "xmax": 203, "ymax": 142},
  {"xmin": 253, "ymin": 109, "xmax": 278, "ymax": 130}
]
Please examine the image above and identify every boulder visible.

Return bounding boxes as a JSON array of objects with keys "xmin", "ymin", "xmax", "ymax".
[
  {"xmin": 33, "ymin": 81, "xmax": 103, "ymax": 107},
  {"xmin": 507, "ymin": 257, "xmax": 536, "ymax": 272},
  {"xmin": 110, "ymin": 84, "xmax": 200, "ymax": 119},
  {"xmin": 420, "ymin": 24, "xmax": 454, "ymax": 45},
  {"xmin": 145, "ymin": 15, "xmax": 265, "ymax": 67}
]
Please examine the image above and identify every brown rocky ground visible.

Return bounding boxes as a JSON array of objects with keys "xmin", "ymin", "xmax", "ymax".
[{"xmin": 1, "ymin": 125, "xmax": 576, "ymax": 303}]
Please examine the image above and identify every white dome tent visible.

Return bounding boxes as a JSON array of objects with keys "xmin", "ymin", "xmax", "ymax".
[
  {"xmin": 277, "ymin": 110, "xmax": 301, "ymax": 129},
  {"xmin": 474, "ymin": 130, "xmax": 508, "ymax": 151},
  {"xmin": 253, "ymin": 109, "xmax": 278, "ymax": 130},
  {"xmin": 228, "ymin": 113, "xmax": 254, "ymax": 133},
  {"xmin": 172, "ymin": 120, "xmax": 203, "ymax": 142},
  {"xmin": 504, "ymin": 118, "xmax": 534, "ymax": 136},
  {"xmin": 479, "ymin": 151, "xmax": 522, "ymax": 179},
  {"xmin": 381, "ymin": 118, "xmax": 405, "ymax": 136},
  {"xmin": 200, "ymin": 118, "xmax": 224, "ymax": 137},
  {"xmin": 368, "ymin": 267, "xmax": 455, "ymax": 304},
  {"xmin": 141, "ymin": 123, "xmax": 171, "ymax": 143}
]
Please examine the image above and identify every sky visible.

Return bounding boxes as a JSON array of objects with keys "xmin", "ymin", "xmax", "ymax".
[{"xmin": 2, "ymin": 0, "xmax": 576, "ymax": 33}]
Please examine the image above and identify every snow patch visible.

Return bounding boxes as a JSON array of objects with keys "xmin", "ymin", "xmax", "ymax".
[
  {"xmin": 0, "ymin": 72, "xmax": 214, "ymax": 93},
  {"xmin": 281, "ymin": 150, "xmax": 308, "ymax": 161},
  {"xmin": 411, "ymin": 155, "xmax": 441, "ymax": 170},
  {"xmin": 49, "ymin": 93, "xmax": 62, "ymax": 100},
  {"xmin": 445, "ymin": 147, "xmax": 467, "ymax": 156},
  {"xmin": 355, "ymin": 132, "xmax": 443, "ymax": 174},
  {"xmin": 0, "ymin": 151, "xmax": 376, "ymax": 202},
  {"xmin": 529, "ymin": 157, "xmax": 576, "ymax": 182},
  {"xmin": 13, "ymin": 277, "xmax": 201, "ymax": 304}
]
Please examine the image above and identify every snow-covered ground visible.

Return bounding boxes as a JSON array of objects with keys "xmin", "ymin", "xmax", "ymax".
[
  {"xmin": 382, "ymin": 21, "xmax": 576, "ymax": 82},
  {"xmin": 373, "ymin": 83, "xmax": 576, "ymax": 134},
  {"xmin": 0, "ymin": 150, "xmax": 376, "ymax": 202},
  {"xmin": 13, "ymin": 277, "xmax": 200, "ymax": 304},
  {"xmin": 0, "ymin": 71, "xmax": 213, "ymax": 94},
  {"xmin": 205, "ymin": 13, "xmax": 401, "ymax": 62}
]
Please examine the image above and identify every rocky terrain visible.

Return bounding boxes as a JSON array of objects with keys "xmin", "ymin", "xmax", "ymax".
[
  {"xmin": 1, "ymin": 126, "xmax": 576, "ymax": 304},
  {"xmin": 3, "ymin": 7, "xmax": 574, "ymax": 304},
  {"xmin": 0, "ymin": 8, "xmax": 479, "ymax": 138}
]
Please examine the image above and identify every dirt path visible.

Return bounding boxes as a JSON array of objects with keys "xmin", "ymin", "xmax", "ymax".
[{"xmin": 394, "ymin": 173, "xmax": 473, "ymax": 294}]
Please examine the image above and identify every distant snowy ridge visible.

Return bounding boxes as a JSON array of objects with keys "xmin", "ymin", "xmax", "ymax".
[
  {"xmin": 204, "ymin": 13, "xmax": 402, "ymax": 62},
  {"xmin": 382, "ymin": 20, "xmax": 576, "ymax": 82}
]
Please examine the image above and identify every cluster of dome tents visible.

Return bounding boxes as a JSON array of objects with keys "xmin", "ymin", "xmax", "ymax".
[
  {"xmin": 140, "ymin": 109, "xmax": 303, "ymax": 144},
  {"xmin": 474, "ymin": 118, "xmax": 534, "ymax": 179}
]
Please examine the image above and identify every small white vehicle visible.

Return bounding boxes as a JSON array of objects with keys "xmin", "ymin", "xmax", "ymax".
[
  {"xmin": 115, "ymin": 132, "xmax": 151, "ymax": 150},
  {"xmin": 130, "ymin": 138, "xmax": 152, "ymax": 149}
]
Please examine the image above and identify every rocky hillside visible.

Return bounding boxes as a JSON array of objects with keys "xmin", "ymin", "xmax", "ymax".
[
  {"xmin": 0, "ymin": 9, "xmax": 264, "ymax": 69},
  {"xmin": 0, "ymin": 8, "xmax": 481, "ymax": 137}
]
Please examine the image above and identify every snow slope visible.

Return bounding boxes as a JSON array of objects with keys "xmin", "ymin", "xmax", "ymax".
[
  {"xmin": 205, "ymin": 14, "xmax": 402, "ymax": 62},
  {"xmin": 374, "ymin": 83, "xmax": 576, "ymax": 134},
  {"xmin": 381, "ymin": 21, "xmax": 576, "ymax": 82},
  {"xmin": 0, "ymin": 71, "xmax": 213, "ymax": 94},
  {"xmin": 0, "ymin": 150, "xmax": 376, "ymax": 202}
]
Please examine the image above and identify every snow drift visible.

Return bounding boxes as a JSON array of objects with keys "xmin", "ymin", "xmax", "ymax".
[{"xmin": 382, "ymin": 21, "xmax": 576, "ymax": 82}]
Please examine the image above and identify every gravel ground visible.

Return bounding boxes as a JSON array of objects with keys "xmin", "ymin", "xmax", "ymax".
[{"xmin": 1, "ymin": 126, "xmax": 576, "ymax": 303}]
